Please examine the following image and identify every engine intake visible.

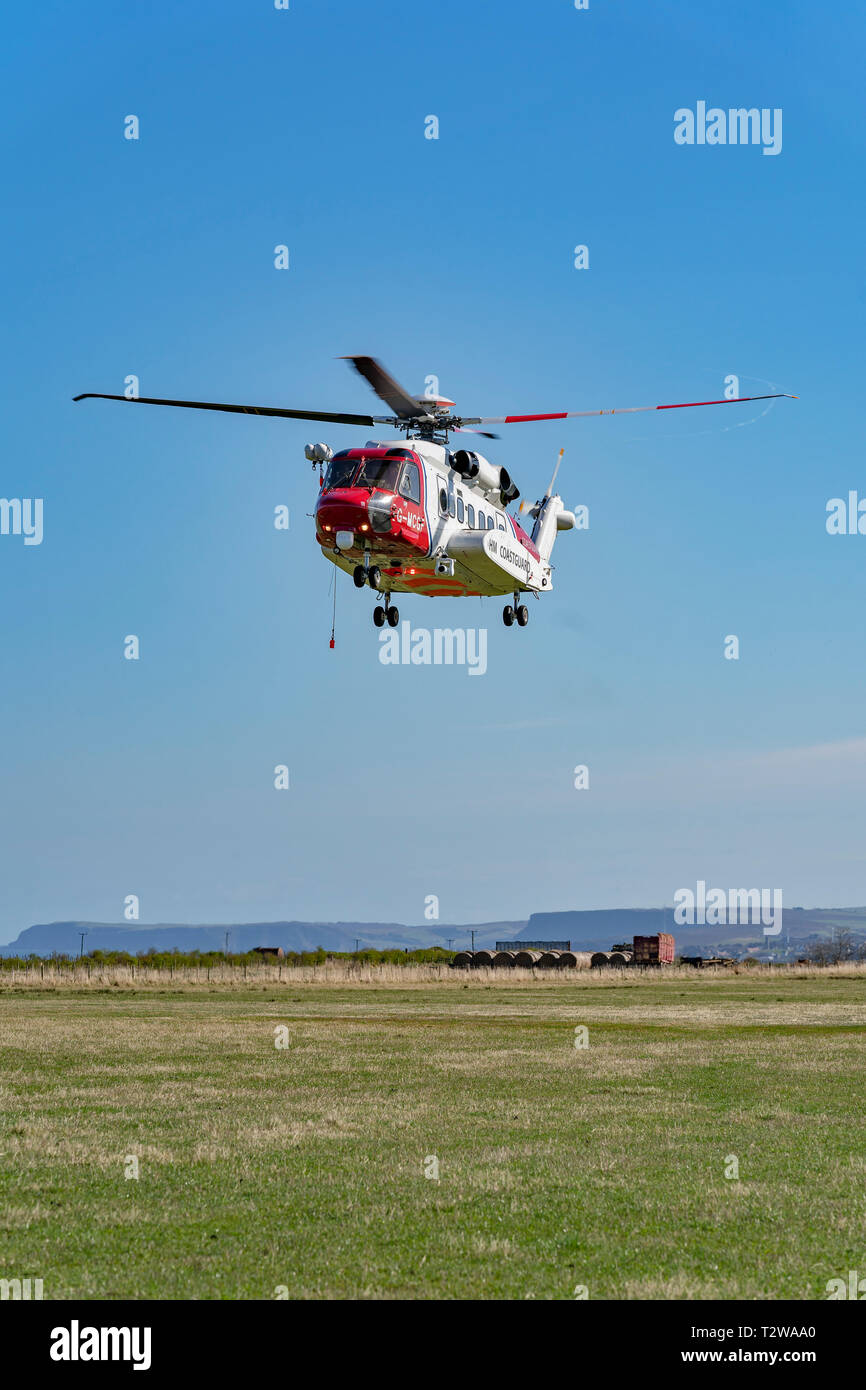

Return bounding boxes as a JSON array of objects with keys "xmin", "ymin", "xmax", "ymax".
[{"xmin": 452, "ymin": 450, "xmax": 519, "ymax": 504}]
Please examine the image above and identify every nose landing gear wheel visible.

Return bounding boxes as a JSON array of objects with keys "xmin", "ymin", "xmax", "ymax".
[
  {"xmin": 503, "ymin": 605, "xmax": 515, "ymax": 626},
  {"xmin": 368, "ymin": 566, "xmax": 382, "ymax": 591},
  {"xmin": 352, "ymin": 565, "xmax": 366, "ymax": 588},
  {"xmin": 373, "ymin": 606, "xmax": 386, "ymax": 627},
  {"xmin": 387, "ymin": 606, "xmax": 400, "ymax": 627},
  {"xmin": 516, "ymin": 605, "xmax": 529, "ymax": 626}
]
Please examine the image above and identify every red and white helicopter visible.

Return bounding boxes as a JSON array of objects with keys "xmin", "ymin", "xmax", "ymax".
[{"xmin": 75, "ymin": 356, "xmax": 794, "ymax": 630}]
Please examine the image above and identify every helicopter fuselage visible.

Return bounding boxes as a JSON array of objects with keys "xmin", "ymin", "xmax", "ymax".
[{"xmin": 315, "ymin": 439, "xmax": 551, "ymax": 599}]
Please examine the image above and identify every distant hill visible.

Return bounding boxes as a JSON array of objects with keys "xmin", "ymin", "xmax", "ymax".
[
  {"xmin": 527, "ymin": 907, "xmax": 866, "ymax": 951},
  {"xmin": 0, "ymin": 919, "xmax": 526, "ymax": 957},
  {"xmin": 3, "ymin": 907, "xmax": 865, "ymax": 958}
]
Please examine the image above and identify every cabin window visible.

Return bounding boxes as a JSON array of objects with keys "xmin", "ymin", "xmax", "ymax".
[
  {"xmin": 438, "ymin": 483, "xmax": 448, "ymax": 516},
  {"xmin": 487, "ymin": 514, "xmax": 494, "ymax": 529},
  {"xmin": 467, "ymin": 504, "xmax": 475, "ymax": 528},
  {"xmin": 448, "ymin": 490, "xmax": 456, "ymax": 518},
  {"xmin": 457, "ymin": 495, "xmax": 464, "ymax": 522},
  {"xmin": 398, "ymin": 461, "xmax": 421, "ymax": 504},
  {"xmin": 497, "ymin": 517, "xmax": 506, "ymax": 531},
  {"xmin": 477, "ymin": 510, "xmax": 485, "ymax": 529}
]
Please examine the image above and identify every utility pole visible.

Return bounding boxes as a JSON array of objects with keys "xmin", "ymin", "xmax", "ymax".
[
  {"xmin": 224, "ymin": 930, "xmax": 230, "ymax": 957},
  {"xmin": 355, "ymin": 938, "xmax": 360, "ymax": 954},
  {"xmin": 470, "ymin": 930, "xmax": 476, "ymax": 952},
  {"xmin": 446, "ymin": 938, "xmax": 454, "ymax": 950},
  {"xmin": 79, "ymin": 930, "xmax": 88, "ymax": 960}
]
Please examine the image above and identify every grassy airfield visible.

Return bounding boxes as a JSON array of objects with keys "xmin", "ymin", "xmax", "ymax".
[{"xmin": 1, "ymin": 966, "xmax": 864, "ymax": 1300}]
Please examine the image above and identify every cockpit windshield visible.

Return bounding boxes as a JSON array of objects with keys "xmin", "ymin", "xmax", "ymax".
[
  {"xmin": 322, "ymin": 453, "xmax": 404, "ymax": 493},
  {"xmin": 354, "ymin": 458, "xmax": 402, "ymax": 491},
  {"xmin": 322, "ymin": 453, "xmax": 358, "ymax": 491}
]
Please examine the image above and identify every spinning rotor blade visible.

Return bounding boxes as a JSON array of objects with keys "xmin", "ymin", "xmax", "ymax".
[
  {"xmin": 462, "ymin": 392, "xmax": 797, "ymax": 426},
  {"xmin": 72, "ymin": 393, "xmax": 385, "ymax": 428},
  {"xmin": 453, "ymin": 426, "xmax": 500, "ymax": 440},
  {"xmin": 339, "ymin": 355, "xmax": 425, "ymax": 419}
]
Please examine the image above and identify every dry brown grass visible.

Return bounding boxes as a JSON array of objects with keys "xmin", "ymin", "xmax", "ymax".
[{"xmin": 3, "ymin": 959, "xmax": 866, "ymax": 992}]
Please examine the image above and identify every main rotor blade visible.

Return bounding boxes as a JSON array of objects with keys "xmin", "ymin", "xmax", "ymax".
[
  {"xmin": 339, "ymin": 355, "xmax": 426, "ymax": 419},
  {"xmin": 462, "ymin": 392, "xmax": 797, "ymax": 426},
  {"xmin": 72, "ymin": 393, "xmax": 385, "ymax": 428},
  {"xmin": 453, "ymin": 426, "xmax": 500, "ymax": 440}
]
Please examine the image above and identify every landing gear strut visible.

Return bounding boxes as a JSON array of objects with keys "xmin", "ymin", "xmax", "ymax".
[
  {"xmin": 374, "ymin": 592, "xmax": 400, "ymax": 629},
  {"xmin": 503, "ymin": 593, "xmax": 529, "ymax": 627},
  {"xmin": 354, "ymin": 555, "xmax": 381, "ymax": 591}
]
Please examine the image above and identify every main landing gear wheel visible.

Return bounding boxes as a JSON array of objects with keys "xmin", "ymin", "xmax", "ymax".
[
  {"xmin": 352, "ymin": 565, "xmax": 366, "ymax": 588},
  {"xmin": 502, "ymin": 605, "xmax": 515, "ymax": 626},
  {"xmin": 373, "ymin": 606, "xmax": 386, "ymax": 627},
  {"xmin": 367, "ymin": 566, "xmax": 382, "ymax": 591},
  {"xmin": 516, "ymin": 605, "xmax": 529, "ymax": 626},
  {"xmin": 387, "ymin": 606, "xmax": 399, "ymax": 627}
]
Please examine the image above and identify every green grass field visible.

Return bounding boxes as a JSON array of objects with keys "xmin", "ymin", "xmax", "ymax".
[{"xmin": 1, "ymin": 967, "xmax": 864, "ymax": 1299}]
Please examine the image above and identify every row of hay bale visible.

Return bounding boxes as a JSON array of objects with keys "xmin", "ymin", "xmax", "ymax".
[
  {"xmin": 452, "ymin": 950, "xmax": 592, "ymax": 970},
  {"xmin": 590, "ymin": 951, "xmax": 634, "ymax": 969}
]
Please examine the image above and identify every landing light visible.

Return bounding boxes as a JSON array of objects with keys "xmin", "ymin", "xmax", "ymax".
[{"xmin": 305, "ymin": 442, "xmax": 332, "ymax": 463}]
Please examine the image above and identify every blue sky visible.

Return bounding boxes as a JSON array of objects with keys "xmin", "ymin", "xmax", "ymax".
[{"xmin": 1, "ymin": 0, "xmax": 864, "ymax": 941}]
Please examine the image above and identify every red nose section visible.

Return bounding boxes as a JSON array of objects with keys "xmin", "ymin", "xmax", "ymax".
[
  {"xmin": 316, "ymin": 487, "xmax": 373, "ymax": 536},
  {"xmin": 315, "ymin": 487, "xmax": 399, "ymax": 549},
  {"xmin": 316, "ymin": 477, "xmax": 430, "ymax": 560}
]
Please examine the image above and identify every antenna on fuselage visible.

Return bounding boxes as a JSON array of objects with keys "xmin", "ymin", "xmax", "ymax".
[
  {"xmin": 546, "ymin": 447, "xmax": 565, "ymax": 499},
  {"xmin": 519, "ymin": 447, "xmax": 564, "ymax": 518}
]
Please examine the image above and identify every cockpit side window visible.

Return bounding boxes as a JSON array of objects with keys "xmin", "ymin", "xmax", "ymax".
[{"xmin": 398, "ymin": 461, "xmax": 421, "ymax": 504}]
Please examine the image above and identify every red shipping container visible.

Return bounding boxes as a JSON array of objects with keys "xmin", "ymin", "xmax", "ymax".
[{"xmin": 632, "ymin": 933, "xmax": 675, "ymax": 965}]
